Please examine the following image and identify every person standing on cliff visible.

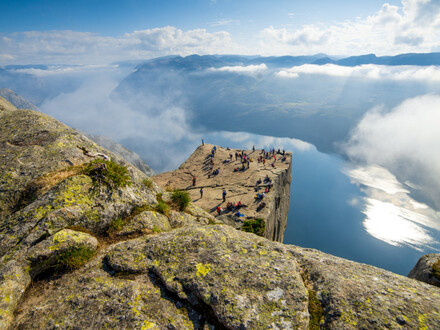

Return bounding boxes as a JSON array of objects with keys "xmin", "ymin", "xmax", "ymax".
[
  {"xmin": 192, "ymin": 176, "xmax": 196, "ymax": 186},
  {"xmin": 200, "ymin": 187, "xmax": 203, "ymax": 199},
  {"xmin": 222, "ymin": 189, "xmax": 227, "ymax": 202}
]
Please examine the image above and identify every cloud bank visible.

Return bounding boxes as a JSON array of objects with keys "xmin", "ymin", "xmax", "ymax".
[
  {"xmin": 345, "ymin": 94, "xmax": 440, "ymax": 209},
  {"xmin": 276, "ymin": 64, "xmax": 440, "ymax": 82},
  {"xmin": 209, "ymin": 64, "xmax": 267, "ymax": 74},
  {"xmin": 260, "ymin": 0, "xmax": 440, "ymax": 55}
]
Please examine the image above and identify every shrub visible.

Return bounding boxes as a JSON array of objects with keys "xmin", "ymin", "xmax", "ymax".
[
  {"xmin": 171, "ymin": 190, "xmax": 191, "ymax": 211},
  {"xmin": 242, "ymin": 218, "xmax": 266, "ymax": 236},
  {"xmin": 142, "ymin": 178, "xmax": 153, "ymax": 189},
  {"xmin": 83, "ymin": 159, "xmax": 131, "ymax": 189},
  {"xmin": 55, "ymin": 246, "xmax": 95, "ymax": 271}
]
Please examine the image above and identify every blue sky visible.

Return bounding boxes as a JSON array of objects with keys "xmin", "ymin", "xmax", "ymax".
[{"xmin": 1, "ymin": 0, "xmax": 439, "ymax": 64}]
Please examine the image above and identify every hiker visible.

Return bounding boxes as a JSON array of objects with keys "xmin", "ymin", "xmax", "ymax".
[
  {"xmin": 200, "ymin": 187, "xmax": 203, "ymax": 198},
  {"xmin": 253, "ymin": 145, "xmax": 255, "ymax": 152},
  {"xmin": 217, "ymin": 206, "xmax": 222, "ymax": 215},
  {"xmin": 202, "ymin": 139, "xmax": 204, "ymax": 145},
  {"xmin": 192, "ymin": 176, "xmax": 196, "ymax": 186},
  {"xmin": 222, "ymin": 189, "xmax": 227, "ymax": 202}
]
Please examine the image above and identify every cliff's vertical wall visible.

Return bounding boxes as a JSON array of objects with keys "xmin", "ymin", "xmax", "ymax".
[{"xmin": 264, "ymin": 159, "xmax": 292, "ymax": 242}]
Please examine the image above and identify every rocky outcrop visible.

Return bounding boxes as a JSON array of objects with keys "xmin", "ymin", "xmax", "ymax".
[
  {"xmin": 1, "ymin": 96, "xmax": 440, "ymax": 329},
  {"xmin": 408, "ymin": 253, "xmax": 440, "ymax": 287},
  {"xmin": 10, "ymin": 225, "xmax": 440, "ymax": 329},
  {"xmin": 153, "ymin": 144, "xmax": 291, "ymax": 242}
]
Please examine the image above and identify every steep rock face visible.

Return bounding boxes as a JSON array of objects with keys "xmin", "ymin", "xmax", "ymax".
[
  {"xmin": 266, "ymin": 160, "xmax": 291, "ymax": 242},
  {"xmin": 408, "ymin": 253, "xmax": 440, "ymax": 287},
  {"xmin": 153, "ymin": 144, "xmax": 291, "ymax": 242}
]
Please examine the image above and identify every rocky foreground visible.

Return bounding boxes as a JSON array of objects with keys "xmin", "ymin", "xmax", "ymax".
[{"xmin": 1, "ymin": 97, "xmax": 440, "ymax": 329}]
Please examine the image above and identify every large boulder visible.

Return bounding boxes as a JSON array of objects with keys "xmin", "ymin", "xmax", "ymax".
[{"xmin": 408, "ymin": 253, "xmax": 440, "ymax": 287}]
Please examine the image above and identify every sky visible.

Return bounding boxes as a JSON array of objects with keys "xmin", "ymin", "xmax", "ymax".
[{"xmin": 1, "ymin": 0, "xmax": 440, "ymax": 64}]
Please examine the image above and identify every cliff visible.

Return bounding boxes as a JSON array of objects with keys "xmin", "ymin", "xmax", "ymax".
[
  {"xmin": 1, "ymin": 96, "xmax": 440, "ymax": 329},
  {"xmin": 152, "ymin": 144, "xmax": 291, "ymax": 242}
]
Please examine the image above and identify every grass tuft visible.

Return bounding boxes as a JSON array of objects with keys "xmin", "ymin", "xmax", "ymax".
[
  {"xmin": 142, "ymin": 178, "xmax": 153, "ymax": 189},
  {"xmin": 171, "ymin": 190, "xmax": 191, "ymax": 211},
  {"xmin": 83, "ymin": 159, "xmax": 131, "ymax": 189},
  {"xmin": 55, "ymin": 246, "xmax": 95, "ymax": 271}
]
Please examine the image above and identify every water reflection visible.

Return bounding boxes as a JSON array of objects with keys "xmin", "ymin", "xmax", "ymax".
[{"xmin": 346, "ymin": 165, "xmax": 440, "ymax": 251}]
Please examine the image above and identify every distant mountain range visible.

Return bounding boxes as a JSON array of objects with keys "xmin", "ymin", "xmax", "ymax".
[{"xmin": 121, "ymin": 52, "xmax": 440, "ymax": 71}]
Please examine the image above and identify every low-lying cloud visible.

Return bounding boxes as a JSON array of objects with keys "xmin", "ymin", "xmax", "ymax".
[
  {"xmin": 345, "ymin": 93, "xmax": 440, "ymax": 209},
  {"xmin": 209, "ymin": 64, "xmax": 267, "ymax": 74},
  {"xmin": 39, "ymin": 68, "xmax": 201, "ymax": 172},
  {"xmin": 276, "ymin": 64, "xmax": 440, "ymax": 82}
]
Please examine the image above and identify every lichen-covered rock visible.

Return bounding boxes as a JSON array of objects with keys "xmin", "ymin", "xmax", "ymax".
[
  {"xmin": 116, "ymin": 210, "xmax": 171, "ymax": 236},
  {"xmin": 109, "ymin": 226, "xmax": 310, "ymax": 329},
  {"xmin": 27, "ymin": 229, "xmax": 98, "ymax": 278},
  {"xmin": 0, "ymin": 229, "xmax": 98, "ymax": 328},
  {"xmin": 408, "ymin": 253, "xmax": 440, "ymax": 287},
  {"xmin": 12, "ymin": 247, "xmax": 201, "ymax": 329},
  {"xmin": 289, "ymin": 246, "xmax": 440, "ymax": 329},
  {"xmin": 104, "ymin": 226, "xmax": 440, "ymax": 329},
  {"xmin": 0, "ymin": 260, "xmax": 31, "ymax": 329},
  {"xmin": 168, "ymin": 210, "xmax": 200, "ymax": 228}
]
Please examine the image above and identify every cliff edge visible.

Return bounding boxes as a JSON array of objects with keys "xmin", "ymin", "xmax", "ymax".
[
  {"xmin": 153, "ymin": 144, "xmax": 291, "ymax": 242},
  {"xmin": 1, "ymin": 97, "xmax": 440, "ymax": 329}
]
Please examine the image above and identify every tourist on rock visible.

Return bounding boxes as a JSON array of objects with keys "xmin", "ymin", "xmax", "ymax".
[
  {"xmin": 200, "ymin": 187, "xmax": 203, "ymax": 198},
  {"xmin": 222, "ymin": 189, "xmax": 227, "ymax": 202},
  {"xmin": 192, "ymin": 176, "xmax": 196, "ymax": 186}
]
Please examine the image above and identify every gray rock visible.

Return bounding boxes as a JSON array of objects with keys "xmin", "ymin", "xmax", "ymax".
[{"xmin": 408, "ymin": 253, "xmax": 440, "ymax": 287}]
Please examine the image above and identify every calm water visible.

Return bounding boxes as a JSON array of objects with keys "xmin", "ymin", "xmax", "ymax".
[
  {"xmin": 200, "ymin": 131, "xmax": 440, "ymax": 276},
  {"xmin": 285, "ymin": 148, "xmax": 440, "ymax": 275}
]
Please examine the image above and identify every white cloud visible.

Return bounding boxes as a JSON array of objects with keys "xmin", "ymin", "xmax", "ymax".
[
  {"xmin": 209, "ymin": 63, "xmax": 267, "ymax": 74},
  {"xmin": 276, "ymin": 64, "xmax": 440, "ymax": 82},
  {"xmin": 260, "ymin": 0, "xmax": 440, "ymax": 55},
  {"xmin": 345, "ymin": 94, "xmax": 440, "ymax": 209},
  {"xmin": 210, "ymin": 19, "xmax": 240, "ymax": 27},
  {"xmin": 0, "ymin": 27, "xmax": 244, "ymax": 65}
]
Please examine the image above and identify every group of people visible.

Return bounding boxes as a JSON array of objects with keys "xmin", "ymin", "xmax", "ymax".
[{"xmin": 191, "ymin": 144, "xmax": 286, "ymax": 220}]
